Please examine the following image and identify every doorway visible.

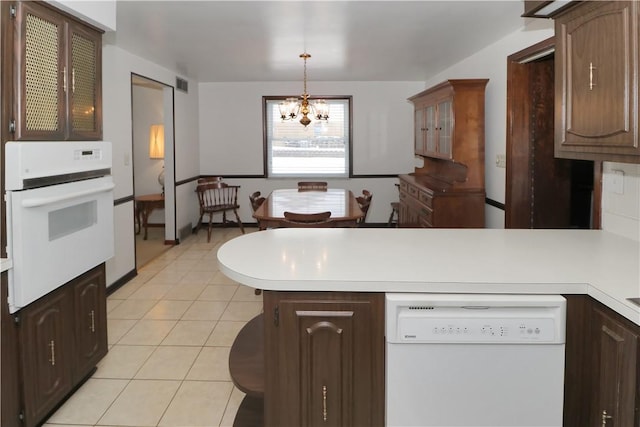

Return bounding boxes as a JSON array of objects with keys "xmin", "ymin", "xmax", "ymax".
[
  {"xmin": 505, "ymin": 37, "xmax": 599, "ymax": 229},
  {"xmin": 131, "ymin": 74, "xmax": 175, "ymax": 268}
]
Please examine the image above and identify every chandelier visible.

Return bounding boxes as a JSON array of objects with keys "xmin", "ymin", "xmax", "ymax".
[{"xmin": 279, "ymin": 53, "xmax": 329, "ymax": 127}]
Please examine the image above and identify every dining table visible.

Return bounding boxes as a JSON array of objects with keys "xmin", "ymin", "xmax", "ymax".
[{"xmin": 252, "ymin": 188, "xmax": 363, "ymax": 229}]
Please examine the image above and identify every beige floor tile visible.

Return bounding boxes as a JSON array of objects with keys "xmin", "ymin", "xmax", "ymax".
[
  {"xmin": 117, "ymin": 319, "xmax": 177, "ymax": 345},
  {"xmin": 232, "ymin": 285, "xmax": 263, "ymax": 302},
  {"xmin": 177, "ymin": 250, "xmax": 208, "ymax": 260},
  {"xmin": 182, "ymin": 300, "xmax": 229, "ymax": 321},
  {"xmin": 163, "ymin": 282, "xmax": 207, "ymax": 300},
  {"xmin": 106, "ymin": 298, "xmax": 124, "ymax": 313},
  {"xmin": 106, "ymin": 319, "xmax": 138, "ymax": 345},
  {"xmin": 180, "ymin": 270, "xmax": 216, "ymax": 285},
  {"xmin": 146, "ymin": 270, "xmax": 187, "ymax": 284},
  {"xmin": 158, "ymin": 380, "xmax": 233, "ymax": 427},
  {"xmin": 163, "ymin": 259, "xmax": 199, "ymax": 272},
  {"xmin": 108, "ymin": 299, "xmax": 157, "ymax": 320},
  {"xmin": 45, "ymin": 378, "xmax": 128, "ymax": 425},
  {"xmin": 205, "ymin": 321, "xmax": 246, "ymax": 347},
  {"xmin": 127, "ymin": 284, "xmax": 172, "ymax": 300},
  {"xmin": 161, "ymin": 320, "xmax": 217, "ymax": 346},
  {"xmin": 144, "ymin": 300, "xmax": 193, "ymax": 320},
  {"xmin": 198, "ymin": 284, "xmax": 238, "ymax": 301},
  {"xmin": 190, "ymin": 258, "xmax": 220, "ymax": 272},
  {"xmin": 186, "ymin": 346, "xmax": 231, "ymax": 381},
  {"xmin": 220, "ymin": 301, "xmax": 262, "ymax": 322},
  {"xmin": 97, "ymin": 379, "xmax": 180, "ymax": 426},
  {"xmin": 135, "ymin": 346, "xmax": 201, "ymax": 380},
  {"xmin": 94, "ymin": 345, "xmax": 155, "ymax": 379},
  {"xmin": 219, "ymin": 387, "xmax": 247, "ymax": 427},
  {"xmin": 210, "ymin": 271, "xmax": 237, "ymax": 285}
]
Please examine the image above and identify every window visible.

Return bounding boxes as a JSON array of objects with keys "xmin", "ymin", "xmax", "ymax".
[{"xmin": 263, "ymin": 96, "xmax": 352, "ymax": 178}]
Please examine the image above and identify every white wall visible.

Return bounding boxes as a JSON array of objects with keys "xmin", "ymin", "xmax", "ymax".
[
  {"xmin": 102, "ymin": 45, "xmax": 200, "ymax": 287},
  {"xmin": 47, "ymin": 0, "xmax": 116, "ymax": 31},
  {"xmin": 422, "ymin": 19, "xmax": 555, "ymax": 228},
  {"xmin": 198, "ymin": 81, "xmax": 424, "ymax": 223}
]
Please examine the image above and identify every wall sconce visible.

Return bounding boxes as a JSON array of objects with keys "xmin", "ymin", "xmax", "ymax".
[{"xmin": 149, "ymin": 124, "xmax": 165, "ymax": 193}]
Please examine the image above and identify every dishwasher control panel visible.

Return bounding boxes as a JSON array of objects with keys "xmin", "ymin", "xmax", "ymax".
[
  {"xmin": 398, "ymin": 316, "xmax": 558, "ymax": 343},
  {"xmin": 386, "ymin": 293, "xmax": 567, "ymax": 344}
]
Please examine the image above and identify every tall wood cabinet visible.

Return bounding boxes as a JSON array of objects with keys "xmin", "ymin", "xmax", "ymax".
[
  {"xmin": 402, "ymin": 79, "xmax": 488, "ymax": 228},
  {"xmin": 12, "ymin": 1, "xmax": 102, "ymax": 140},
  {"xmin": 13, "ymin": 265, "xmax": 107, "ymax": 427},
  {"xmin": 263, "ymin": 291, "xmax": 385, "ymax": 427},
  {"xmin": 555, "ymin": 1, "xmax": 640, "ymax": 162}
]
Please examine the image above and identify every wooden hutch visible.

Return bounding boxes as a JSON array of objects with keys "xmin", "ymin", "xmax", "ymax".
[{"xmin": 400, "ymin": 79, "xmax": 488, "ymax": 228}]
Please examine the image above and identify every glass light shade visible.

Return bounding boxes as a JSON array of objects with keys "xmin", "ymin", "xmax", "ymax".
[
  {"xmin": 149, "ymin": 124, "xmax": 165, "ymax": 159},
  {"xmin": 313, "ymin": 100, "xmax": 329, "ymax": 120},
  {"xmin": 279, "ymin": 97, "xmax": 300, "ymax": 120}
]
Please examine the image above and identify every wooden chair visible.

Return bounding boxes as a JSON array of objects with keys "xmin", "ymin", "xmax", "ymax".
[
  {"xmin": 388, "ymin": 183, "xmax": 400, "ymax": 227},
  {"xmin": 356, "ymin": 190, "xmax": 373, "ymax": 225},
  {"xmin": 297, "ymin": 181, "xmax": 328, "ymax": 191},
  {"xmin": 249, "ymin": 191, "xmax": 266, "ymax": 212},
  {"xmin": 282, "ymin": 211, "xmax": 334, "ymax": 228},
  {"xmin": 196, "ymin": 181, "xmax": 245, "ymax": 242},
  {"xmin": 197, "ymin": 176, "xmax": 223, "ymax": 184}
]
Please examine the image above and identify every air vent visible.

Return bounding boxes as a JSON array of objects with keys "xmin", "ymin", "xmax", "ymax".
[
  {"xmin": 408, "ymin": 306, "xmax": 435, "ymax": 310},
  {"xmin": 176, "ymin": 77, "xmax": 188, "ymax": 93}
]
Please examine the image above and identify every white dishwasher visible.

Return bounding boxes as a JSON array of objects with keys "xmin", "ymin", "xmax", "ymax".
[{"xmin": 386, "ymin": 294, "xmax": 566, "ymax": 427}]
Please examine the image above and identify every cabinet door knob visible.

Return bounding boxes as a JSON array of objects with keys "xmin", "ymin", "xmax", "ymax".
[{"xmin": 602, "ymin": 409, "xmax": 613, "ymax": 426}]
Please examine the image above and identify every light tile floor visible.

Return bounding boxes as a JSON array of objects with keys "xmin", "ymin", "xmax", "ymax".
[{"xmin": 44, "ymin": 227, "xmax": 259, "ymax": 427}]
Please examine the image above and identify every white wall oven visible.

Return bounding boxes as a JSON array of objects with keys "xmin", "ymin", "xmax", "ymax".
[{"xmin": 5, "ymin": 141, "xmax": 114, "ymax": 313}]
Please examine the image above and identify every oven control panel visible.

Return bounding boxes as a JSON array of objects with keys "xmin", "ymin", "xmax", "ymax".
[{"xmin": 74, "ymin": 148, "xmax": 103, "ymax": 160}]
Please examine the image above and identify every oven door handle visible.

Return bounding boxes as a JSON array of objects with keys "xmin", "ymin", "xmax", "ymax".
[{"xmin": 21, "ymin": 183, "xmax": 115, "ymax": 208}]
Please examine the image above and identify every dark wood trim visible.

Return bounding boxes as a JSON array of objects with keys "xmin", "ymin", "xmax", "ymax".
[
  {"xmin": 175, "ymin": 175, "xmax": 200, "ymax": 186},
  {"xmin": 106, "ymin": 268, "xmax": 137, "ymax": 296},
  {"xmin": 485, "ymin": 198, "xmax": 505, "ymax": 210},
  {"xmin": 592, "ymin": 161, "xmax": 603, "ymax": 229},
  {"xmin": 114, "ymin": 195, "xmax": 134, "ymax": 206}
]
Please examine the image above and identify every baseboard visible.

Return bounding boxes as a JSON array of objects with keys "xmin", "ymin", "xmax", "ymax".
[{"xmin": 106, "ymin": 268, "xmax": 137, "ymax": 296}]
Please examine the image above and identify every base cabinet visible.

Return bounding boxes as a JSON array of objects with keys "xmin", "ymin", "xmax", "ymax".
[
  {"xmin": 13, "ymin": 264, "xmax": 107, "ymax": 427},
  {"xmin": 563, "ymin": 295, "xmax": 639, "ymax": 427},
  {"xmin": 263, "ymin": 291, "xmax": 384, "ymax": 427}
]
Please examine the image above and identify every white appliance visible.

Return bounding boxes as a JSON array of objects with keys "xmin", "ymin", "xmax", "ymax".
[
  {"xmin": 386, "ymin": 293, "xmax": 566, "ymax": 427},
  {"xmin": 5, "ymin": 141, "xmax": 114, "ymax": 313}
]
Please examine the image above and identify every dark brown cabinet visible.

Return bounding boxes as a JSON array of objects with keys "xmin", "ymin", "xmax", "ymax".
[
  {"xmin": 10, "ymin": 264, "xmax": 107, "ymax": 427},
  {"xmin": 72, "ymin": 266, "xmax": 108, "ymax": 380},
  {"xmin": 590, "ymin": 305, "xmax": 639, "ymax": 427},
  {"xmin": 563, "ymin": 295, "xmax": 640, "ymax": 427},
  {"xmin": 12, "ymin": 1, "xmax": 102, "ymax": 140},
  {"xmin": 19, "ymin": 287, "xmax": 73, "ymax": 427},
  {"xmin": 263, "ymin": 291, "xmax": 384, "ymax": 427},
  {"xmin": 555, "ymin": 1, "xmax": 640, "ymax": 162}
]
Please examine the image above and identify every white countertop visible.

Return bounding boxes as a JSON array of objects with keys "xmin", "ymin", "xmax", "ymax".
[
  {"xmin": 218, "ymin": 228, "xmax": 640, "ymax": 325},
  {"xmin": 1, "ymin": 258, "xmax": 12, "ymax": 273}
]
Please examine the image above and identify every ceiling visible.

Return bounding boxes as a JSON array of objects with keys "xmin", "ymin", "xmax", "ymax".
[{"xmin": 105, "ymin": 1, "xmax": 527, "ymax": 83}]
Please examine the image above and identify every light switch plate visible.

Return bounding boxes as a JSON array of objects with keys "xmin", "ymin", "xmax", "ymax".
[
  {"xmin": 611, "ymin": 170, "xmax": 624, "ymax": 194},
  {"xmin": 496, "ymin": 154, "xmax": 506, "ymax": 168}
]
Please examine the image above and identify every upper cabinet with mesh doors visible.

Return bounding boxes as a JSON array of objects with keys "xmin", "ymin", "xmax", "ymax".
[{"xmin": 7, "ymin": 1, "xmax": 102, "ymax": 140}]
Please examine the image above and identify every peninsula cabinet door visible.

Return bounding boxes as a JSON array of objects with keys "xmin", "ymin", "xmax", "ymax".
[
  {"xmin": 590, "ymin": 307, "xmax": 639, "ymax": 427},
  {"xmin": 263, "ymin": 292, "xmax": 384, "ymax": 427},
  {"xmin": 19, "ymin": 289, "xmax": 73, "ymax": 427},
  {"xmin": 555, "ymin": 1, "xmax": 640, "ymax": 161}
]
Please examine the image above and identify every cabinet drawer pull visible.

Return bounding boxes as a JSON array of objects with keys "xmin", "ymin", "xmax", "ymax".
[
  {"xmin": 589, "ymin": 62, "xmax": 596, "ymax": 90},
  {"xmin": 601, "ymin": 410, "xmax": 612, "ymax": 426},
  {"xmin": 62, "ymin": 66, "xmax": 67, "ymax": 93},
  {"xmin": 48, "ymin": 340, "xmax": 55, "ymax": 366},
  {"xmin": 90, "ymin": 310, "xmax": 95, "ymax": 333},
  {"xmin": 322, "ymin": 385, "xmax": 327, "ymax": 422},
  {"xmin": 72, "ymin": 68, "xmax": 76, "ymax": 93}
]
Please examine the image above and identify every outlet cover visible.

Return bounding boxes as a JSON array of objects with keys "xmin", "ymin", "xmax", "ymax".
[
  {"xmin": 496, "ymin": 154, "xmax": 506, "ymax": 168},
  {"xmin": 611, "ymin": 170, "xmax": 624, "ymax": 194}
]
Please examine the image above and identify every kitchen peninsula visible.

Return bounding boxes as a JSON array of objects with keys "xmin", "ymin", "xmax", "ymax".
[{"xmin": 218, "ymin": 228, "xmax": 640, "ymax": 427}]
